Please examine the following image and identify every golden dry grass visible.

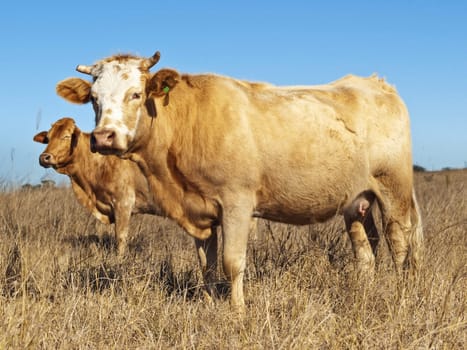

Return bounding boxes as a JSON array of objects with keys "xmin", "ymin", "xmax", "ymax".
[{"xmin": 0, "ymin": 170, "xmax": 466, "ymax": 349}]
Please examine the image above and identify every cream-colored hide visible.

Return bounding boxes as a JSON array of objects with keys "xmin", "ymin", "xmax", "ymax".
[{"xmin": 56, "ymin": 52, "xmax": 422, "ymax": 311}]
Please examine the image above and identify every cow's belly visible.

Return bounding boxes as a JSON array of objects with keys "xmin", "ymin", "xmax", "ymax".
[
  {"xmin": 254, "ymin": 162, "xmax": 367, "ymax": 225},
  {"xmin": 254, "ymin": 205, "xmax": 343, "ymax": 225},
  {"xmin": 254, "ymin": 190, "xmax": 351, "ymax": 225},
  {"xmin": 134, "ymin": 191, "xmax": 162, "ymax": 216}
]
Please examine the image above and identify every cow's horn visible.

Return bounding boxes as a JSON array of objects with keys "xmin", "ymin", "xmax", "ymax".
[
  {"xmin": 142, "ymin": 51, "xmax": 161, "ymax": 70},
  {"xmin": 76, "ymin": 65, "xmax": 93, "ymax": 75}
]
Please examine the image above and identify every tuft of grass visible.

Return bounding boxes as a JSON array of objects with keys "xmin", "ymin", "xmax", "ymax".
[{"xmin": 0, "ymin": 170, "xmax": 466, "ymax": 348}]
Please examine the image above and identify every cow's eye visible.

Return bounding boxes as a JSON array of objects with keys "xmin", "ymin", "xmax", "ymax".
[
  {"xmin": 62, "ymin": 135, "xmax": 71, "ymax": 140},
  {"xmin": 131, "ymin": 92, "xmax": 141, "ymax": 100}
]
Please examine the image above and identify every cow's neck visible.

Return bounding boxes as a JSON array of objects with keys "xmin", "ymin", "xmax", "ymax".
[
  {"xmin": 63, "ymin": 132, "xmax": 99, "ymax": 195},
  {"xmin": 127, "ymin": 102, "xmax": 219, "ymax": 239}
]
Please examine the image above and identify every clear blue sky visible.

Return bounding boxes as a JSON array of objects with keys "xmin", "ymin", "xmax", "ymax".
[{"xmin": 1, "ymin": 1, "xmax": 466, "ymax": 185}]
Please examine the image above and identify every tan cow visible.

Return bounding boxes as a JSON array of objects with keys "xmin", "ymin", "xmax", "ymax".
[
  {"xmin": 33, "ymin": 117, "xmax": 162, "ymax": 256},
  {"xmin": 56, "ymin": 52, "xmax": 423, "ymax": 311},
  {"xmin": 34, "ymin": 117, "xmax": 255, "ymax": 292}
]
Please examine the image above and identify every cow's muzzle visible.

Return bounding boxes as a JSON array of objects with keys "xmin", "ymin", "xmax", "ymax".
[
  {"xmin": 39, "ymin": 153, "xmax": 55, "ymax": 168},
  {"xmin": 91, "ymin": 128, "xmax": 119, "ymax": 154}
]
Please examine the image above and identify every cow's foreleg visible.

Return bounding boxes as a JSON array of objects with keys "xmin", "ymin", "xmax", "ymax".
[
  {"xmin": 195, "ymin": 225, "xmax": 218, "ymax": 303},
  {"xmin": 221, "ymin": 195, "xmax": 254, "ymax": 313},
  {"xmin": 113, "ymin": 200, "xmax": 133, "ymax": 257}
]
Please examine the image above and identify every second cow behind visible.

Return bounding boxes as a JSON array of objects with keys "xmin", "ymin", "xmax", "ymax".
[{"xmin": 33, "ymin": 117, "xmax": 162, "ymax": 256}]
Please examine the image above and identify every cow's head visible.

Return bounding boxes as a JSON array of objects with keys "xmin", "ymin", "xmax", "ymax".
[
  {"xmin": 33, "ymin": 117, "xmax": 80, "ymax": 169},
  {"xmin": 56, "ymin": 51, "xmax": 180, "ymax": 155}
]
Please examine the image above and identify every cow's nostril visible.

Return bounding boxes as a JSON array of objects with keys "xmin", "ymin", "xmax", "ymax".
[
  {"xmin": 106, "ymin": 131, "xmax": 115, "ymax": 142},
  {"xmin": 40, "ymin": 153, "xmax": 51, "ymax": 162}
]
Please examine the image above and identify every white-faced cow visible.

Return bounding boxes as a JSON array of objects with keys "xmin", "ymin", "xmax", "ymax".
[
  {"xmin": 56, "ymin": 51, "xmax": 423, "ymax": 311},
  {"xmin": 34, "ymin": 117, "xmax": 162, "ymax": 256}
]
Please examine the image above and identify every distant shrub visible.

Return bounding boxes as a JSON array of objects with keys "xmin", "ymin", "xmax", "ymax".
[
  {"xmin": 41, "ymin": 179, "xmax": 56, "ymax": 188},
  {"xmin": 413, "ymin": 164, "xmax": 426, "ymax": 172}
]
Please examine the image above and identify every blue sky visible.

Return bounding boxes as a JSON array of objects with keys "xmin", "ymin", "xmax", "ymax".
[{"xmin": 0, "ymin": 1, "xmax": 466, "ymax": 185}]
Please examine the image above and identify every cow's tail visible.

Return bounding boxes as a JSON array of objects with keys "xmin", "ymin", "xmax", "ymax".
[{"xmin": 407, "ymin": 188, "xmax": 423, "ymax": 271}]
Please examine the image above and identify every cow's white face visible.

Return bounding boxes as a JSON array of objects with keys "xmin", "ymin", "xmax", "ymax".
[
  {"xmin": 56, "ymin": 52, "xmax": 161, "ymax": 156},
  {"xmin": 90, "ymin": 58, "xmax": 147, "ymax": 154}
]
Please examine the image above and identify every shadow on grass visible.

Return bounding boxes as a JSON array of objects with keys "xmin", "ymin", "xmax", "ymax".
[
  {"xmin": 62, "ymin": 233, "xmax": 115, "ymax": 253},
  {"xmin": 60, "ymin": 233, "xmax": 231, "ymax": 300},
  {"xmin": 60, "ymin": 255, "xmax": 228, "ymax": 301}
]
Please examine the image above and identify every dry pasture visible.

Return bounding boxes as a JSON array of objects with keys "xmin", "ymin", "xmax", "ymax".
[{"xmin": 0, "ymin": 170, "xmax": 466, "ymax": 349}]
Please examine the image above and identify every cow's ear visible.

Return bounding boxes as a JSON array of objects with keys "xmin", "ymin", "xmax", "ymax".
[
  {"xmin": 71, "ymin": 126, "xmax": 81, "ymax": 150},
  {"xmin": 147, "ymin": 69, "xmax": 180, "ymax": 98},
  {"xmin": 33, "ymin": 131, "xmax": 49, "ymax": 144},
  {"xmin": 56, "ymin": 78, "xmax": 92, "ymax": 104}
]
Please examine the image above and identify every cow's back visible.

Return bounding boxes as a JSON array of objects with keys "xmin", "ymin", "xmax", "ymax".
[{"xmin": 251, "ymin": 75, "xmax": 412, "ymax": 222}]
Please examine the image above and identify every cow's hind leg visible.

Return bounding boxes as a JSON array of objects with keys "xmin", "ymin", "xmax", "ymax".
[
  {"xmin": 385, "ymin": 221, "xmax": 409, "ymax": 270},
  {"xmin": 383, "ymin": 205, "xmax": 417, "ymax": 272},
  {"xmin": 195, "ymin": 225, "xmax": 218, "ymax": 302},
  {"xmin": 344, "ymin": 191, "xmax": 379, "ymax": 272},
  {"xmin": 374, "ymin": 177, "xmax": 423, "ymax": 273}
]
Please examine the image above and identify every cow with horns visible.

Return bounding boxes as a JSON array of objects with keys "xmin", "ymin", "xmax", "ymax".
[{"xmin": 56, "ymin": 51, "xmax": 423, "ymax": 311}]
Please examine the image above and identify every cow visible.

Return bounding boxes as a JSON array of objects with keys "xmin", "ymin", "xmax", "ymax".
[
  {"xmin": 56, "ymin": 51, "xmax": 423, "ymax": 311},
  {"xmin": 34, "ymin": 117, "xmax": 254, "ymax": 291},
  {"xmin": 33, "ymin": 117, "xmax": 162, "ymax": 256}
]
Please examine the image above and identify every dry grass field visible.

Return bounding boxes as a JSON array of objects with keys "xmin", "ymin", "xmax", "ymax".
[{"xmin": 0, "ymin": 170, "xmax": 465, "ymax": 349}]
